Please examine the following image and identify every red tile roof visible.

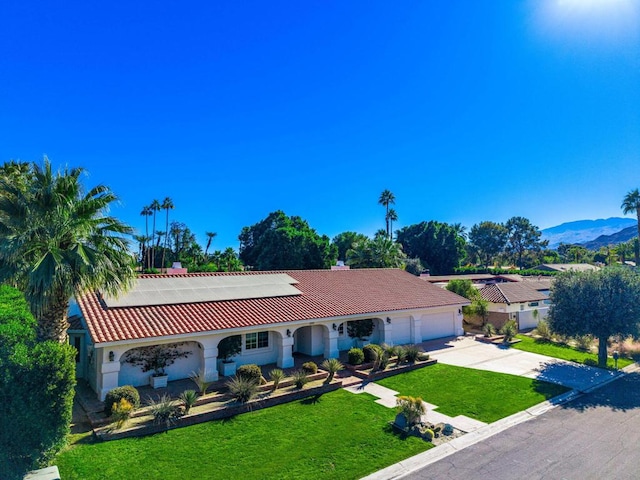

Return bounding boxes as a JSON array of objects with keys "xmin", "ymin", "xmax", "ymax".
[
  {"xmin": 77, "ymin": 269, "xmax": 469, "ymax": 344},
  {"xmin": 479, "ymin": 282, "xmax": 549, "ymax": 305}
]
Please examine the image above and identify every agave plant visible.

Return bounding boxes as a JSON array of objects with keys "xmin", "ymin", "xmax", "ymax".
[
  {"xmin": 292, "ymin": 370, "xmax": 309, "ymax": 389},
  {"xmin": 149, "ymin": 394, "xmax": 181, "ymax": 429},
  {"xmin": 227, "ymin": 375, "xmax": 259, "ymax": 404},
  {"xmin": 179, "ymin": 389, "xmax": 198, "ymax": 414},
  {"xmin": 320, "ymin": 358, "xmax": 344, "ymax": 382},
  {"xmin": 269, "ymin": 368, "xmax": 285, "ymax": 392}
]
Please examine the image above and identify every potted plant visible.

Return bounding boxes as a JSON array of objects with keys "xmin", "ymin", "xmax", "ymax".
[
  {"xmin": 123, "ymin": 343, "xmax": 192, "ymax": 388},
  {"xmin": 217, "ymin": 335, "xmax": 242, "ymax": 376},
  {"xmin": 347, "ymin": 319, "xmax": 374, "ymax": 348}
]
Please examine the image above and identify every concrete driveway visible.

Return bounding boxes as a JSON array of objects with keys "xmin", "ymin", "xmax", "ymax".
[{"xmin": 423, "ymin": 336, "xmax": 620, "ymax": 391}]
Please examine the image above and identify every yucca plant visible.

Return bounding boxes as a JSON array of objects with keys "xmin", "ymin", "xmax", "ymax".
[
  {"xmin": 395, "ymin": 346, "xmax": 407, "ymax": 364},
  {"xmin": 501, "ymin": 320, "xmax": 518, "ymax": 343},
  {"xmin": 396, "ymin": 395, "xmax": 426, "ymax": 426},
  {"xmin": 149, "ymin": 394, "xmax": 181, "ymax": 429},
  {"xmin": 534, "ymin": 320, "xmax": 553, "ymax": 341},
  {"xmin": 321, "ymin": 358, "xmax": 344, "ymax": 382},
  {"xmin": 404, "ymin": 345, "xmax": 422, "ymax": 364},
  {"xmin": 179, "ymin": 389, "xmax": 198, "ymax": 414},
  {"xmin": 269, "ymin": 368, "xmax": 285, "ymax": 392},
  {"xmin": 190, "ymin": 370, "xmax": 211, "ymax": 396},
  {"xmin": 226, "ymin": 375, "xmax": 259, "ymax": 404},
  {"xmin": 292, "ymin": 370, "xmax": 309, "ymax": 389},
  {"xmin": 483, "ymin": 323, "xmax": 497, "ymax": 338}
]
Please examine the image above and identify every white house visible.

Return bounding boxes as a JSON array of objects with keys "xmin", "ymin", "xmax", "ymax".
[
  {"xmin": 479, "ymin": 282, "xmax": 549, "ymax": 330},
  {"xmin": 72, "ymin": 268, "xmax": 469, "ymax": 400}
]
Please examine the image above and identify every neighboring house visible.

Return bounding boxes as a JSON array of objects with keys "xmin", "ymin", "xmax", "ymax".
[
  {"xmin": 72, "ymin": 269, "xmax": 469, "ymax": 400},
  {"xmin": 533, "ymin": 263, "xmax": 598, "ymax": 273},
  {"xmin": 420, "ymin": 273, "xmax": 511, "ymax": 289},
  {"xmin": 479, "ymin": 282, "xmax": 549, "ymax": 331}
]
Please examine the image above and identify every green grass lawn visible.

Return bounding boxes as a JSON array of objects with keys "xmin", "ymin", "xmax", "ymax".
[
  {"xmin": 56, "ymin": 389, "xmax": 430, "ymax": 480},
  {"xmin": 378, "ymin": 363, "xmax": 569, "ymax": 423},
  {"xmin": 512, "ymin": 335, "xmax": 634, "ymax": 369}
]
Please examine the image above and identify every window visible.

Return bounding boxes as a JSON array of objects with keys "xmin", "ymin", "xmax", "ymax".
[
  {"xmin": 528, "ymin": 302, "xmax": 539, "ymax": 307},
  {"xmin": 338, "ymin": 323, "xmax": 344, "ymax": 336},
  {"xmin": 245, "ymin": 331, "xmax": 269, "ymax": 350}
]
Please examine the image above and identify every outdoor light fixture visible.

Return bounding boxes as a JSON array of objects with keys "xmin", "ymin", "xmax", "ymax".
[
  {"xmin": 108, "ymin": 351, "xmax": 115, "ymax": 362},
  {"xmin": 458, "ymin": 309, "xmax": 462, "ymax": 315},
  {"xmin": 386, "ymin": 317, "xmax": 391, "ymax": 324},
  {"xmin": 332, "ymin": 323, "xmax": 337, "ymax": 331},
  {"xmin": 286, "ymin": 329, "xmax": 291, "ymax": 337}
]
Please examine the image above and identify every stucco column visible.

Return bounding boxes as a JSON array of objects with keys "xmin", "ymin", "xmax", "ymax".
[
  {"xmin": 381, "ymin": 320, "xmax": 393, "ymax": 345},
  {"xmin": 200, "ymin": 346, "xmax": 219, "ymax": 382},
  {"xmin": 98, "ymin": 355, "xmax": 121, "ymax": 401},
  {"xmin": 410, "ymin": 316, "xmax": 422, "ymax": 344},
  {"xmin": 323, "ymin": 327, "xmax": 339, "ymax": 359},
  {"xmin": 454, "ymin": 308, "xmax": 464, "ymax": 336},
  {"xmin": 276, "ymin": 334, "xmax": 294, "ymax": 368}
]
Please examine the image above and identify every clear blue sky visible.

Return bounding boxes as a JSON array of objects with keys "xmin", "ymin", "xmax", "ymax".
[{"xmin": 1, "ymin": 1, "xmax": 639, "ymax": 250}]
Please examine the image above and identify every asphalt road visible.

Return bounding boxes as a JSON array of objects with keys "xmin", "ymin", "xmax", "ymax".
[{"xmin": 405, "ymin": 373, "xmax": 640, "ymax": 480}]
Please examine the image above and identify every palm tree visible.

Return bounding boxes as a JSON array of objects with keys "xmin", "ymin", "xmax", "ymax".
[
  {"xmin": 140, "ymin": 205, "xmax": 153, "ymax": 269},
  {"xmin": 204, "ymin": 231, "xmax": 217, "ymax": 258},
  {"xmin": 161, "ymin": 197, "xmax": 174, "ymax": 271},
  {"xmin": 346, "ymin": 236, "xmax": 406, "ymax": 268},
  {"xmin": 0, "ymin": 158, "xmax": 135, "ymax": 343},
  {"xmin": 386, "ymin": 209, "xmax": 398, "ymax": 240},
  {"xmin": 621, "ymin": 189, "xmax": 640, "ymax": 265},
  {"xmin": 149, "ymin": 199, "xmax": 161, "ymax": 269},
  {"xmin": 378, "ymin": 189, "xmax": 395, "ymax": 237}
]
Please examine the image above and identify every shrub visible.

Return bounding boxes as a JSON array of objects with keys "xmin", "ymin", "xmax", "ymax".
[
  {"xmin": 348, "ymin": 347, "xmax": 364, "ymax": 365},
  {"xmin": 347, "ymin": 319, "xmax": 374, "ymax": 340},
  {"xmin": 377, "ymin": 353, "xmax": 390, "ymax": 371},
  {"xmin": 417, "ymin": 352, "xmax": 430, "ymax": 362},
  {"xmin": 423, "ymin": 428, "xmax": 435, "ymax": 442},
  {"xmin": 321, "ymin": 358, "xmax": 344, "ymax": 381},
  {"xmin": 111, "ymin": 398, "xmax": 134, "ymax": 429},
  {"xmin": 190, "ymin": 370, "xmax": 211, "ymax": 395},
  {"xmin": 302, "ymin": 361, "xmax": 318, "ymax": 375},
  {"xmin": 583, "ymin": 358, "xmax": 598, "ymax": 367},
  {"xmin": 149, "ymin": 394, "xmax": 182, "ymax": 429},
  {"xmin": 363, "ymin": 344, "xmax": 384, "ymax": 363},
  {"xmin": 395, "ymin": 346, "xmax": 407, "ymax": 364},
  {"xmin": 396, "ymin": 395, "xmax": 426, "ymax": 426},
  {"xmin": 292, "ymin": 370, "xmax": 309, "ymax": 389},
  {"xmin": 227, "ymin": 376, "xmax": 259, "ymax": 404},
  {"xmin": 236, "ymin": 364, "xmax": 264, "ymax": 384},
  {"xmin": 534, "ymin": 320, "xmax": 553, "ymax": 341},
  {"xmin": 179, "ymin": 390, "xmax": 198, "ymax": 414},
  {"xmin": 269, "ymin": 368, "xmax": 285, "ymax": 391},
  {"xmin": 404, "ymin": 345, "xmax": 422, "ymax": 363},
  {"xmin": 501, "ymin": 320, "xmax": 518, "ymax": 343},
  {"xmin": 217, "ymin": 335, "xmax": 242, "ymax": 362},
  {"xmin": 574, "ymin": 335, "xmax": 594, "ymax": 352},
  {"xmin": 482, "ymin": 323, "xmax": 497, "ymax": 338},
  {"xmin": 104, "ymin": 385, "xmax": 140, "ymax": 416}
]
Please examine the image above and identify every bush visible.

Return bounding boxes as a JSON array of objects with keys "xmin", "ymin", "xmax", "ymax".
[
  {"xmin": 269, "ymin": 368, "xmax": 285, "ymax": 391},
  {"xmin": 534, "ymin": 320, "xmax": 553, "ymax": 341},
  {"xmin": 404, "ymin": 345, "xmax": 422, "ymax": 363},
  {"xmin": 292, "ymin": 370, "xmax": 309, "ymax": 389},
  {"xmin": 363, "ymin": 344, "xmax": 384, "ymax": 363},
  {"xmin": 396, "ymin": 395, "xmax": 426, "ymax": 426},
  {"xmin": 583, "ymin": 358, "xmax": 598, "ymax": 367},
  {"xmin": 190, "ymin": 370, "xmax": 211, "ymax": 395},
  {"xmin": 501, "ymin": 320, "xmax": 518, "ymax": 343},
  {"xmin": 302, "ymin": 361, "xmax": 318, "ymax": 375},
  {"xmin": 111, "ymin": 398, "xmax": 134, "ymax": 429},
  {"xmin": 149, "ymin": 394, "xmax": 182, "ymax": 429},
  {"xmin": 395, "ymin": 346, "xmax": 407, "ymax": 364},
  {"xmin": 179, "ymin": 390, "xmax": 198, "ymax": 414},
  {"xmin": 376, "ymin": 353, "xmax": 390, "ymax": 371},
  {"xmin": 105, "ymin": 385, "xmax": 141, "ymax": 416},
  {"xmin": 347, "ymin": 319, "xmax": 374, "ymax": 340},
  {"xmin": 236, "ymin": 364, "xmax": 265, "ymax": 384},
  {"xmin": 417, "ymin": 352, "xmax": 430, "ymax": 362},
  {"xmin": 348, "ymin": 347, "xmax": 364, "ymax": 365},
  {"xmin": 321, "ymin": 358, "xmax": 344, "ymax": 381},
  {"xmin": 574, "ymin": 335, "xmax": 594, "ymax": 352},
  {"xmin": 423, "ymin": 428, "xmax": 435, "ymax": 442},
  {"xmin": 227, "ymin": 376, "xmax": 259, "ymax": 403},
  {"xmin": 482, "ymin": 323, "xmax": 497, "ymax": 338}
]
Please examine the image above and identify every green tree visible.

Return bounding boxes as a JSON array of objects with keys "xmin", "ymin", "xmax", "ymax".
[
  {"xmin": 396, "ymin": 221, "xmax": 466, "ymax": 275},
  {"xmin": 0, "ymin": 159, "xmax": 135, "ymax": 342},
  {"xmin": 548, "ymin": 267, "xmax": 640, "ymax": 367},
  {"xmin": 346, "ymin": 236, "xmax": 406, "ymax": 268},
  {"xmin": 378, "ymin": 189, "xmax": 395, "ymax": 238},
  {"xmin": 445, "ymin": 279, "xmax": 480, "ymax": 301},
  {"xmin": 468, "ymin": 221, "xmax": 508, "ymax": 267},
  {"xmin": 621, "ymin": 188, "xmax": 640, "ymax": 266},
  {"xmin": 161, "ymin": 197, "xmax": 174, "ymax": 270},
  {"xmin": 204, "ymin": 231, "xmax": 217, "ymax": 258},
  {"xmin": 239, "ymin": 211, "xmax": 337, "ymax": 270},
  {"xmin": 386, "ymin": 208, "xmax": 398, "ymax": 240},
  {"xmin": 140, "ymin": 205, "xmax": 153, "ymax": 269},
  {"xmin": 617, "ymin": 240, "xmax": 634, "ymax": 264},
  {"xmin": 149, "ymin": 199, "xmax": 161, "ymax": 269},
  {"xmin": 331, "ymin": 231, "xmax": 369, "ymax": 261},
  {"xmin": 504, "ymin": 216, "xmax": 547, "ymax": 268}
]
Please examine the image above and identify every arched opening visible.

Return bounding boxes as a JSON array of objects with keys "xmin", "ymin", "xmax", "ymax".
[{"xmin": 118, "ymin": 341, "xmax": 200, "ymax": 387}]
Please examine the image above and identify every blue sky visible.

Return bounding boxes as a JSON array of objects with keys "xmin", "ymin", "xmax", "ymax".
[{"xmin": 1, "ymin": 1, "xmax": 639, "ymax": 250}]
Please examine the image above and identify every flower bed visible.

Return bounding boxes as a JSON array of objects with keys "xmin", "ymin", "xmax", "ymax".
[{"xmin": 352, "ymin": 358, "xmax": 437, "ymax": 380}]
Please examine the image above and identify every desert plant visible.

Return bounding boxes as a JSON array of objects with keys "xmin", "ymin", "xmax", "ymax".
[
  {"xmin": 104, "ymin": 385, "xmax": 140, "ymax": 416},
  {"xmin": 123, "ymin": 343, "xmax": 192, "ymax": 377},
  {"xmin": 301, "ymin": 361, "xmax": 318, "ymax": 375},
  {"xmin": 269, "ymin": 368, "xmax": 285, "ymax": 391},
  {"xmin": 179, "ymin": 389, "xmax": 198, "ymax": 414},
  {"xmin": 501, "ymin": 320, "xmax": 518, "ymax": 343},
  {"xmin": 363, "ymin": 344, "xmax": 384, "ymax": 363},
  {"xmin": 236, "ymin": 364, "xmax": 264, "ymax": 384},
  {"xmin": 377, "ymin": 353, "xmax": 390, "ymax": 371},
  {"xmin": 417, "ymin": 352, "xmax": 430, "ymax": 362},
  {"xmin": 226, "ymin": 375, "xmax": 259, "ymax": 403},
  {"xmin": 321, "ymin": 358, "xmax": 344, "ymax": 381},
  {"xmin": 395, "ymin": 395, "xmax": 426, "ymax": 426},
  {"xmin": 423, "ymin": 428, "xmax": 434, "ymax": 442},
  {"xmin": 190, "ymin": 370, "xmax": 211, "ymax": 395},
  {"xmin": 149, "ymin": 394, "xmax": 181, "ymax": 429},
  {"xmin": 348, "ymin": 347, "xmax": 364, "ymax": 365},
  {"xmin": 574, "ymin": 334, "xmax": 594, "ymax": 352},
  {"xmin": 111, "ymin": 398, "xmax": 134, "ymax": 429},
  {"xmin": 404, "ymin": 345, "xmax": 422, "ymax": 363},
  {"xmin": 347, "ymin": 318, "xmax": 374, "ymax": 340},
  {"xmin": 292, "ymin": 370, "xmax": 309, "ymax": 389},
  {"xmin": 217, "ymin": 335, "xmax": 242, "ymax": 362},
  {"xmin": 534, "ymin": 319, "xmax": 553, "ymax": 341},
  {"xmin": 395, "ymin": 346, "xmax": 407, "ymax": 364},
  {"xmin": 482, "ymin": 323, "xmax": 497, "ymax": 338}
]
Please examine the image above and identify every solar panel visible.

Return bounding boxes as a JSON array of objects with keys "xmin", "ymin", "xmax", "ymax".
[{"xmin": 102, "ymin": 274, "xmax": 302, "ymax": 308}]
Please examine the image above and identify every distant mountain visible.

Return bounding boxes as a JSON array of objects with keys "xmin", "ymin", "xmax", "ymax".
[
  {"xmin": 582, "ymin": 225, "xmax": 638, "ymax": 250},
  {"xmin": 541, "ymin": 217, "xmax": 636, "ymax": 248}
]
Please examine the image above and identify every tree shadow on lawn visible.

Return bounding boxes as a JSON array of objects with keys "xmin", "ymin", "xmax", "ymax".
[
  {"xmin": 557, "ymin": 372, "xmax": 640, "ymax": 413},
  {"xmin": 300, "ymin": 394, "xmax": 323, "ymax": 405}
]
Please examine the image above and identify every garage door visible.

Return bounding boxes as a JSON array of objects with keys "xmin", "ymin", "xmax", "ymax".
[
  {"xmin": 420, "ymin": 313, "xmax": 454, "ymax": 341},
  {"xmin": 391, "ymin": 317, "xmax": 411, "ymax": 345}
]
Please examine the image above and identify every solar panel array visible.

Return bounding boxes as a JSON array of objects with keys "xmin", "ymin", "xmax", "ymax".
[{"xmin": 102, "ymin": 273, "xmax": 302, "ymax": 308}]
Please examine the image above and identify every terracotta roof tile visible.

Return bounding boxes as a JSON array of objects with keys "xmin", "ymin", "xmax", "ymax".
[
  {"xmin": 480, "ymin": 282, "xmax": 549, "ymax": 305},
  {"xmin": 77, "ymin": 269, "xmax": 468, "ymax": 344}
]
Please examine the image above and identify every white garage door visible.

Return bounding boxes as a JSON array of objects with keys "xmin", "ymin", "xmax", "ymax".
[
  {"xmin": 391, "ymin": 317, "xmax": 412, "ymax": 345},
  {"xmin": 420, "ymin": 313, "xmax": 454, "ymax": 341}
]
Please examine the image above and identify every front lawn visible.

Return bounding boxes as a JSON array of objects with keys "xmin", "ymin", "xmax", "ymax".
[
  {"xmin": 56, "ymin": 389, "xmax": 429, "ymax": 480},
  {"xmin": 377, "ymin": 363, "xmax": 568, "ymax": 423},
  {"xmin": 512, "ymin": 335, "xmax": 634, "ymax": 369}
]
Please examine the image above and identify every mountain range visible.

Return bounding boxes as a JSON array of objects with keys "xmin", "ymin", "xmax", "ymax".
[{"xmin": 540, "ymin": 217, "xmax": 636, "ymax": 249}]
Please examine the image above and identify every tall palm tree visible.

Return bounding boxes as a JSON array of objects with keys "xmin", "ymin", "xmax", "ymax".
[
  {"xmin": 149, "ymin": 199, "xmax": 161, "ymax": 269},
  {"xmin": 622, "ymin": 189, "xmax": 640, "ymax": 265},
  {"xmin": 205, "ymin": 231, "xmax": 217, "ymax": 258},
  {"xmin": 386, "ymin": 208, "xmax": 398, "ymax": 240},
  {"xmin": 161, "ymin": 197, "xmax": 174, "ymax": 271},
  {"xmin": 378, "ymin": 189, "xmax": 395, "ymax": 237},
  {"xmin": 0, "ymin": 158, "xmax": 135, "ymax": 343},
  {"xmin": 140, "ymin": 205, "xmax": 153, "ymax": 269}
]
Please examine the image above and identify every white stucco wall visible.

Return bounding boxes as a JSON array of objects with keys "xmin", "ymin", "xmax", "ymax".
[
  {"xmin": 391, "ymin": 316, "xmax": 412, "ymax": 345},
  {"xmin": 517, "ymin": 307, "xmax": 549, "ymax": 331},
  {"xmin": 118, "ymin": 342, "xmax": 201, "ymax": 387},
  {"xmin": 293, "ymin": 326, "xmax": 325, "ymax": 356}
]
